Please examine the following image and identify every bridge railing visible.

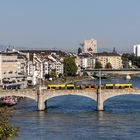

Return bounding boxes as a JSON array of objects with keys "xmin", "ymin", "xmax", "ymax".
[{"xmin": 102, "ymin": 88, "xmax": 140, "ymax": 93}]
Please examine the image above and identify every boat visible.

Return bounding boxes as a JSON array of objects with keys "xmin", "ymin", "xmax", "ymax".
[{"xmin": 0, "ymin": 96, "xmax": 17, "ymax": 106}]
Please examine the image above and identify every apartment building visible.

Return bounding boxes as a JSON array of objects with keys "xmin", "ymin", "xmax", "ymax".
[
  {"xmin": 96, "ymin": 52, "xmax": 122, "ymax": 69},
  {"xmin": 0, "ymin": 50, "xmax": 27, "ymax": 87},
  {"xmin": 79, "ymin": 53, "xmax": 96, "ymax": 70},
  {"xmin": 48, "ymin": 53, "xmax": 64, "ymax": 76},
  {"xmin": 21, "ymin": 51, "xmax": 65, "ymax": 85}
]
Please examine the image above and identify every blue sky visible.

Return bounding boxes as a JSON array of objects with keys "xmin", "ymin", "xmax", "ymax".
[{"xmin": 0, "ymin": 0, "xmax": 140, "ymax": 52}]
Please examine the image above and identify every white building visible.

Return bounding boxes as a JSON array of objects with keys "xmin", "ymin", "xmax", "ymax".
[
  {"xmin": 79, "ymin": 53, "xmax": 96, "ymax": 70},
  {"xmin": 133, "ymin": 44, "xmax": 140, "ymax": 57},
  {"xmin": 48, "ymin": 54, "xmax": 63, "ymax": 76},
  {"xmin": 0, "ymin": 50, "xmax": 27, "ymax": 88}
]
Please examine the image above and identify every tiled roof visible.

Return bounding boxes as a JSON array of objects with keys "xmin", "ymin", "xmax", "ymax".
[
  {"xmin": 20, "ymin": 50, "xmax": 67, "ymax": 57},
  {"xmin": 96, "ymin": 52, "xmax": 120, "ymax": 56}
]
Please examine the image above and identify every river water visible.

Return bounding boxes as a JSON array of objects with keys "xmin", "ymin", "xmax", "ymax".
[{"xmin": 11, "ymin": 77, "xmax": 140, "ymax": 140}]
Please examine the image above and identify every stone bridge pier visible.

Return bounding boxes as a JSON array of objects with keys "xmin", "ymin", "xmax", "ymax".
[
  {"xmin": 37, "ymin": 88, "xmax": 46, "ymax": 111},
  {"xmin": 97, "ymin": 89, "xmax": 104, "ymax": 111}
]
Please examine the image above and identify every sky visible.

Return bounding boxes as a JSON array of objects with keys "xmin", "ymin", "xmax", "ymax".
[{"xmin": 0, "ymin": 0, "xmax": 140, "ymax": 53}]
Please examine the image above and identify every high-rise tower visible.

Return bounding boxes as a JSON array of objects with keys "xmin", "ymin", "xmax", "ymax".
[
  {"xmin": 133, "ymin": 44, "xmax": 140, "ymax": 57},
  {"xmin": 83, "ymin": 39, "xmax": 97, "ymax": 53}
]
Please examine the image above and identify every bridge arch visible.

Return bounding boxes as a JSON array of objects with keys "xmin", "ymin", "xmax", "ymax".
[
  {"xmin": 42, "ymin": 94, "xmax": 97, "ymax": 111},
  {"xmin": 103, "ymin": 94, "xmax": 140, "ymax": 111},
  {"xmin": 103, "ymin": 91, "xmax": 140, "ymax": 103},
  {"xmin": 43, "ymin": 91, "xmax": 97, "ymax": 102},
  {"xmin": 100, "ymin": 90, "xmax": 140, "ymax": 110}
]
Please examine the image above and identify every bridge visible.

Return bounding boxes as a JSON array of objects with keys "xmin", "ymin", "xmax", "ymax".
[
  {"xmin": 1, "ymin": 87, "xmax": 140, "ymax": 111},
  {"xmin": 83, "ymin": 69, "xmax": 140, "ymax": 77},
  {"xmin": 83, "ymin": 69, "xmax": 140, "ymax": 74}
]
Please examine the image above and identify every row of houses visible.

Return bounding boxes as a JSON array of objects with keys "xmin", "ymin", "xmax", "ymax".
[
  {"xmin": 0, "ymin": 48, "xmax": 123, "ymax": 87},
  {"xmin": 76, "ymin": 51, "xmax": 122, "ymax": 74}
]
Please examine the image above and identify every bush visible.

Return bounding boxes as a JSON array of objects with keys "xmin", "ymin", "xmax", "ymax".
[
  {"xmin": 0, "ymin": 107, "xmax": 16, "ymax": 139},
  {"xmin": 0, "ymin": 125, "xmax": 15, "ymax": 140}
]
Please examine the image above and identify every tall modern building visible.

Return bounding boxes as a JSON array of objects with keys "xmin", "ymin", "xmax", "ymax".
[
  {"xmin": 133, "ymin": 44, "xmax": 140, "ymax": 57},
  {"xmin": 83, "ymin": 39, "xmax": 97, "ymax": 53}
]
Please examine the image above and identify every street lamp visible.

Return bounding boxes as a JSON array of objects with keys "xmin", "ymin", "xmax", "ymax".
[{"xmin": 99, "ymin": 69, "xmax": 101, "ymax": 94}]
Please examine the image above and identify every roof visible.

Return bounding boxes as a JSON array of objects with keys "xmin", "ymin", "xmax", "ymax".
[
  {"xmin": 0, "ymin": 51, "xmax": 27, "ymax": 59},
  {"xmin": 20, "ymin": 50, "xmax": 67, "ymax": 57},
  {"xmin": 78, "ymin": 52, "xmax": 95, "ymax": 58},
  {"xmin": 96, "ymin": 52, "xmax": 120, "ymax": 56}
]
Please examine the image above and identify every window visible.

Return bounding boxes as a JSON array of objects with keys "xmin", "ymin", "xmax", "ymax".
[{"xmin": 9, "ymin": 71, "xmax": 13, "ymax": 74}]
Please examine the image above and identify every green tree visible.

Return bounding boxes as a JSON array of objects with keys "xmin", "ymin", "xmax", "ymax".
[
  {"xmin": 121, "ymin": 53, "xmax": 137, "ymax": 68},
  {"xmin": 64, "ymin": 56, "xmax": 77, "ymax": 76},
  {"xmin": 123, "ymin": 60, "xmax": 129, "ymax": 68},
  {"xmin": 78, "ymin": 47, "xmax": 82, "ymax": 55},
  {"xmin": 49, "ymin": 69, "xmax": 56, "ymax": 78},
  {"xmin": 105, "ymin": 62, "xmax": 112, "ymax": 69},
  {"xmin": 0, "ymin": 107, "xmax": 16, "ymax": 140},
  {"xmin": 95, "ymin": 61, "xmax": 102, "ymax": 69},
  {"xmin": 112, "ymin": 47, "xmax": 117, "ymax": 53}
]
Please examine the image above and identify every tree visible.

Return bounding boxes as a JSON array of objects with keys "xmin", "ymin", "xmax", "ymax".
[
  {"xmin": 0, "ymin": 107, "xmax": 17, "ymax": 139},
  {"xmin": 64, "ymin": 56, "xmax": 77, "ymax": 76},
  {"xmin": 121, "ymin": 53, "xmax": 137, "ymax": 68},
  {"xmin": 123, "ymin": 60, "xmax": 129, "ymax": 68},
  {"xmin": 78, "ymin": 47, "xmax": 82, "ymax": 55},
  {"xmin": 49, "ymin": 69, "xmax": 56, "ymax": 78},
  {"xmin": 112, "ymin": 47, "xmax": 117, "ymax": 53},
  {"xmin": 105, "ymin": 62, "xmax": 112, "ymax": 69},
  {"xmin": 95, "ymin": 61, "xmax": 102, "ymax": 69}
]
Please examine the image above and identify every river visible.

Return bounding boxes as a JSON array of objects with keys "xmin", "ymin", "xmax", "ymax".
[{"xmin": 11, "ymin": 77, "xmax": 140, "ymax": 140}]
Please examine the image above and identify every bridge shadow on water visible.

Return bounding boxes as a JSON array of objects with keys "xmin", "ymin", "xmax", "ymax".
[
  {"xmin": 47, "ymin": 95, "xmax": 97, "ymax": 113},
  {"xmin": 13, "ymin": 98, "xmax": 37, "ymax": 113},
  {"xmin": 104, "ymin": 94, "xmax": 140, "ymax": 113}
]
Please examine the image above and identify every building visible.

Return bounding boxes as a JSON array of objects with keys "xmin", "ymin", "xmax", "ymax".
[
  {"xmin": 78, "ymin": 52, "xmax": 96, "ymax": 75},
  {"xmin": 48, "ymin": 53, "xmax": 64, "ymax": 76},
  {"xmin": 83, "ymin": 39, "xmax": 97, "ymax": 53},
  {"xmin": 0, "ymin": 50, "xmax": 27, "ymax": 88},
  {"xmin": 133, "ymin": 44, "xmax": 140, "ymax": 57},
  {"xmin": 20, "ymin": 50, "xmax": 65, "ymax": 85},
  {"xmin": 96, "ymin": 52, "xmax": 122, "ymax": 69},
  {"xmin": 79, "ymin": 53, "xmax": 96, "ymax": 70}
]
